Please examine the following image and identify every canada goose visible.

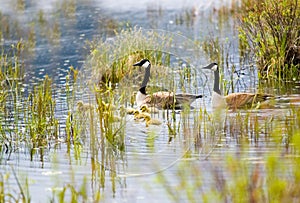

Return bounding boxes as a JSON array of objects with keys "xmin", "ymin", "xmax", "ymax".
[
  {"xmin": 133, "ymin": 59, "xmax": 202, "ymax": 109},
  {"xmin": 140, "ymin": 104, "xmax": 159, "ymax": 114},
  {"xmin": 144, "ymin": 115, "xmax": 162, "ymax": 127},
  {"xmin": 202, "ymin": 63, "xmax": 273, "ymax": 109}
]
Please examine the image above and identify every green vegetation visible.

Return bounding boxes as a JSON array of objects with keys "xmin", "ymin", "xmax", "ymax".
[
  {"xmin": 157, "ymin": 107, "xmax": 300, "ymax": 203},
  {"xmin": 26, "ymin": 76, "xmax": 58, "ymax": 162},
  {"xmin": 239, "ymin": 0, "xmax": 300, "ymax": 81},
  {"xmin": 86, "ymin": 27, "xmax": 173, "ymax": 86}
]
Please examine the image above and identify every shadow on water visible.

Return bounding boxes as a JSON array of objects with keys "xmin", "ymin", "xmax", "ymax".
[{"xmin": 0, "ymin": 0, "xmax": 299, "ymax": 202}]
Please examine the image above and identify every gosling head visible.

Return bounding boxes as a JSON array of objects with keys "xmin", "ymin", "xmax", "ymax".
[
  {"xmin": 134, "ymin": 110, "xmax": 140, "ymax": 116},
  {"xmin": 140, "ymin": 104, "xmax": 149, "ymax": 112},
  {"xmin": 77, "ymin": 101, "xmax": 84, "ymax": 107},
  {"xmin": 133, "ymin": 59, "xmax": 150, "ymax": 68},
  {"xmin": 202, "ymin": 62, "xmax": 218, "ymax": 71},
  {"xmin": 144, "ymin": 114, "xmax": 151, "ymax": 121}
]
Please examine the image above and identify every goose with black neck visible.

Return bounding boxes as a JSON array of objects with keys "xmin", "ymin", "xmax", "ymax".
[
  {"xmin": 133, "ymin": 59, "xmax": 202, "ymax": 109},
  {"xmin": 202, "ymin": 62, "xmax": 274, "ymax": 110}
]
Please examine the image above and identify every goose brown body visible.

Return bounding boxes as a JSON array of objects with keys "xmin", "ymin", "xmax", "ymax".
[
  {"xmin": 140, "ymin": 91, "xmax": 175, "ymax": 109},
  {"xmin": 140, "ymin": 91, "xmax": 200, "ymax": 109},
  {"xmin": 225, "ymin": 92, "xmax": 273, "ymax": 109}
]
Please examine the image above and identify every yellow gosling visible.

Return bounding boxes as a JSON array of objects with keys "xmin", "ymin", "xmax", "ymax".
[
  {"xmin": 140, "ymin": 104, "xmax": 159, "ymax": 114},
  {"xmin": 77, "ymin": 101, "xmax": 94, "ymax": 112},
  {"xmin": 134, "ymin": 110, "xmax": 150, "ymax": 120},
  {"xmin": 144, "ymin": 115, "xmax": 162, "ymax": 127},
  {"xmin": 126, "ymin": 107, "xmax": 136, "ymax": 115},
  {"xmin": 255, "ymin": 100, "xmax": 276, "ymax": 109}
]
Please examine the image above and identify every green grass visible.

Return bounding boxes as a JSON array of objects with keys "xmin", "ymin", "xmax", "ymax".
[
  {"xmin": 86, "ymin": 27, "xmax": 174, "ymax": 86},
  {"xmin": 25, "ymin": 75, "xmax": 58, "ymax": 162},
  {"xmin": 238, "ymin": 0, "xmax": 300, "ymax": 81},
  {"xmin": 155, "ymin": 106, "xmax": 300, "ymax": 203}
]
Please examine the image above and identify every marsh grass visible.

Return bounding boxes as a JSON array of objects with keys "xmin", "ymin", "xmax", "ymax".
[
  {"xmin": 156, "ymin": 105, "xmax": 300, "ymax": 202},
  {"xmin": 54, "ymin": 176, "xmax": 89, "ymax": 203},
  {"xmin": 0, "ymin": 45, "xmax": 26, "ymax": 160},
  {"xmin": 238, "ymin": 0, "xmax": 300, "ymax": 81},
  {"xmin": 25, "ymin": 76, "xmax": 58, "ymax": 162},
  {"xmin": 86, "ymin": 28, "xmax": 173, "ymax": 86},
  {"xmin": 0, "ymin": 166, "xmax": 31, "ymax": 203},
  {"xmin": 85, "ymin": 28, "xmax": 203, "ymax": 88}
]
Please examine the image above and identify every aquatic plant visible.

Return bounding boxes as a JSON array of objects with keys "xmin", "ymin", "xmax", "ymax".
[
  {"xmin": 25, "ymin": 75, "xmax": 58, "ymax": 162},
  {"xmin": 156, "ymin": 104, "xmax": 300, "ymax": 202},
  {"xmin": 86, "ymin": 27, "xmax": 174, "ymax": 86},
  {"xmin": 238, "ymin": 0, "xmax": 300, "ymax": 81}
]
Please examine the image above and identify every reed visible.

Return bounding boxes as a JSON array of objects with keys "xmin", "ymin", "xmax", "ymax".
[
  {"xmin": 157, "ymin": 105, "xmax": 300, "ymax": 202},
  {"xmin": 238, "ymin": 0, "xmax": 300, "ymax": 81},
  {"xmin": 85, "ymin": 28, "xmax": 173, "ymax": 86},
  {"xmin": 25, "ymin": 75, "xmax": 58, "ymax": 162}
]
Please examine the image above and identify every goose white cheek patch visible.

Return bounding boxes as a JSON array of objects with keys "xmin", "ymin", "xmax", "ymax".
[
  {"xmin": 142, "ymin": 61, "xmax": 150, "ymax": 68},
  {"xmin": 212, "ymin": 64, "xmax": 218, "ymax": 71}
]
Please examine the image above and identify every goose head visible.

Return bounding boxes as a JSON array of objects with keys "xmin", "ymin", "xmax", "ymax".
[
  {"xmin": 202, "ymin": 62, "xmax": 218, "ymax": 71},
  {"xmin": 133, "ymin": 58, "xmax": 151, "ymax": 68}
]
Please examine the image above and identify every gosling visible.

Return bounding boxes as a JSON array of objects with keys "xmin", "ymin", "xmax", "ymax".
[
  {"xmin": 134, "ymin": 110, "xmax": 150, "ymax": 120},
  {"xmin": 140, "ymin": 104, "xmax": 159, "ymax": 114},
  {"xmin": 144, "ymin": 115, "xmax": 162, "ymax": 127}
]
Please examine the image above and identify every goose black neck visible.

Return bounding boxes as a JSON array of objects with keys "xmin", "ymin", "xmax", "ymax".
[
  {"xmin": 140, "ymin": 65, "xmax": 151, "ymax": 93},
  {"xmin": 139, "ymin": 86, "xmax": 146, "ymax": 95},
  {"xmin": 213, "ymin": 69, "xmax": 221, "ymax": 95}
]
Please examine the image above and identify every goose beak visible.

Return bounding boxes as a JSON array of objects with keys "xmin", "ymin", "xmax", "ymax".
[
  {"xmin": 202, "ymin": 63, "xmax": 218, "ymax": 70},
  {"xmin": 133, "ymin": 61, "xmax": 141, "ymax": 67},
  {"xmin": 202, "ymin": 64, "xmax": 212, "ymax": 69},
  {"xmin": 133, "ymin": 59, "xmax": 150, "ymax": 67}
]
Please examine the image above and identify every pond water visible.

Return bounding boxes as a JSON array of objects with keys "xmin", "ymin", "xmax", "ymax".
[{"xmin": 0, "ymin": 0, "xmax": 299, "ymax": 202}]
